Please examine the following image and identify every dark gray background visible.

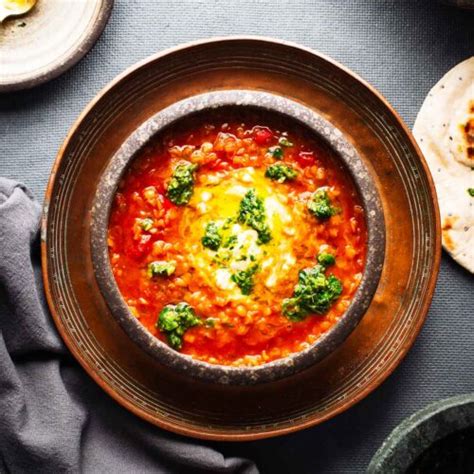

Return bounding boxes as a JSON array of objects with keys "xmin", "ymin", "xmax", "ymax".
[{"xmin": 1, "ymin": 1, "xmax": 473, "ymax": 472}]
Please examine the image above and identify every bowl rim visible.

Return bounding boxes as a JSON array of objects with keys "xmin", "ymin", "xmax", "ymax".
[{"xmin": 90, "ymin": 89, "xmax": 386, "ymax": 385}]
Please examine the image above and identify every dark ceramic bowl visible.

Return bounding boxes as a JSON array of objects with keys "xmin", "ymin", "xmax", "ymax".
[
  {"xmin": 368, "ymin": 394, "xmax": 474, "ymax": 473},
  {"xmin": 90, "ymin": 90, "xmax": 385, "ymax": 385}
]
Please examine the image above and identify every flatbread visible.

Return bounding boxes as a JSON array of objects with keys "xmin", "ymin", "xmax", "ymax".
[{"xmin": 413, "ymin": 57, "xmax": 474, "ymax": 273}]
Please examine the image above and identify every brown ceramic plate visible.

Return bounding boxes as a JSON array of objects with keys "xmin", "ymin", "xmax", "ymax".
[
  {"xmin": 0, "ymin": 0, "xmax": 113, "ymax": 93},
  {"xmin": 41, "ymin": 37, "xmax": 441, "ymax": 441}
]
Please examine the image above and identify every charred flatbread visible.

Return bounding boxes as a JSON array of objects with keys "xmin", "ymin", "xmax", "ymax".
[{"xmin": 413, "ymin": 57, "xmax": 474, "ymax": 273}]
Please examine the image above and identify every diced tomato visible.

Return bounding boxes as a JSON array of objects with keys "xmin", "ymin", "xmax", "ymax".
[
  {"xmin": 114, "ymin": 193, "xmax": 127, "ymax": 212},
  {"xmin": 207, "ymin": 158, "xmax": 232, "ymax": 171},
  {"xmin": 127, "ymin": 234, "xmax": 152, "ymax": 260},
  {"xmin": 215, "ymin": 149, "xmax": 227, "ymax": 160},
  {"xmin": 207, "ymin": 158, "xmax": 223, "ymax": 171},
  {"xmin": 161, "ymin": 196, "xmax": 174, "ymax": 210},
  {"xmin": 253, "ymin": 127, "xmax": 273, "ymax": 146},
  {"xmin": 295, "ymin": 151, "xmax": 315, "ymax": 167},
  {"xmin": 155, "ymin": 182, "xmax": 166, "ymax": 194}
]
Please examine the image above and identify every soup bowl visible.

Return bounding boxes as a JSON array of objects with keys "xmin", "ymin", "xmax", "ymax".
[{"xmin": 90, "ymin": 90, "xmax": 385, "ymax": 385}]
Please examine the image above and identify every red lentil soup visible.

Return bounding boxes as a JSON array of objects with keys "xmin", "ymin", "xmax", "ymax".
[{"xmin": 108, "ymin": 109, "xmax": 367, "ymax": 367}]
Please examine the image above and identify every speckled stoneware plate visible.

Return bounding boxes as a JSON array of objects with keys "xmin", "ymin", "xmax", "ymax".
[
  {"xmin": 0, "ymin": 0, "xmax": 113, "ymax": 92},
  {"xmin": 42, "ymin": 37, "xmax": 441, "ymax": 440},
  {"xmin": 368, "ymin": 394, "xmax": 474, "ymax": 472}
]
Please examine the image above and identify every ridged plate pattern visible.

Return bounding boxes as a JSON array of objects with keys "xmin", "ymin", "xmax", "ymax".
[{"xmin": 42, "ymin": 38, "xmax": 440, "ymax": 440}]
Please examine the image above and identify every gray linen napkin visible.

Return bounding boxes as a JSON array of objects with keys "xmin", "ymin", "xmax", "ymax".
[{"xmin": 0, "ymin": 178, "xmax": 258, "ymax": 474}]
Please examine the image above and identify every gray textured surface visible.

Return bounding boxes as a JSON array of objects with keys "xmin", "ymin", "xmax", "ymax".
[{"xmin": 0, "ymin": 0, "xmax": 473, "ymax": 472}]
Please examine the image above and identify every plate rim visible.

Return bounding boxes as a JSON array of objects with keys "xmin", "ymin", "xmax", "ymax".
[
  {"xmin": 41, "ymin": 36, "xmax": 441, "ymax": 441},
  {"xmin": 0, "ymin": 0, "xmax": 114, "ymax": 93}
]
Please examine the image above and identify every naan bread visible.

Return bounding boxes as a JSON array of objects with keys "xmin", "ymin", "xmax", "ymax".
[{"xmin": 413, "ymin": 57, "xmax": 474, "ymax": 273}]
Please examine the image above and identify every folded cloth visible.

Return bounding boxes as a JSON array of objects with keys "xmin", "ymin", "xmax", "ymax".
[{"xmin": 0, "ymin": 178, "xmax": 258, "ymax": 474}]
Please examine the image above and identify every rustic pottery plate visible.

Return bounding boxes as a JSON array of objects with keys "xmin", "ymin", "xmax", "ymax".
[
  {"xmin": 0, "ymin": 0, "xmax": 113, "ymax": 92},
  {"xmin": 42, "ymin": 37, "xmax": 441, "ymax": 441}
]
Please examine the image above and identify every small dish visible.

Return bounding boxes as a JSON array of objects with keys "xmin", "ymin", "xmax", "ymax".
[
  {"xmin": 368, "ymin": 394, "xmax": 474, "ymax": 473},
  {"xmin": 0, "ymin": 0, "xmax": 113, "ymax": 92}
]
